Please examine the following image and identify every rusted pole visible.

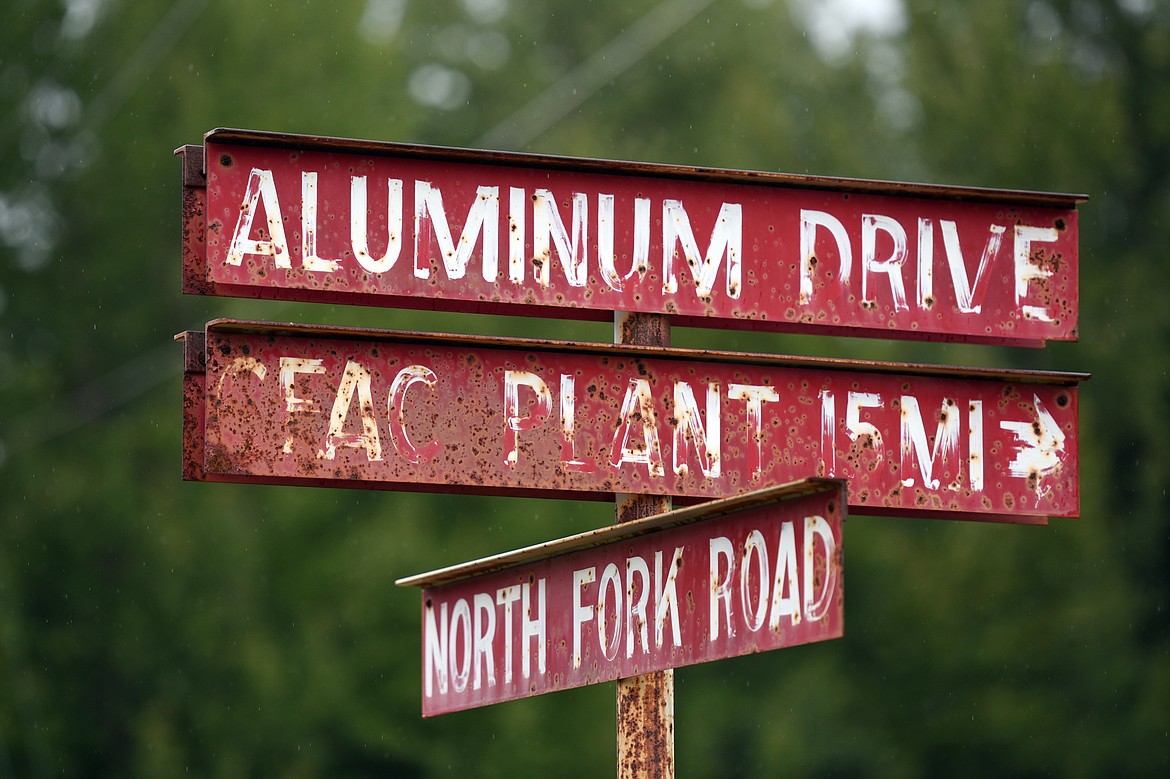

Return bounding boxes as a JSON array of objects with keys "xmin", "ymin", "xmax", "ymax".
[{"xmin": 615, "ymin": 311, "xmax": 675, "ymax": 778}]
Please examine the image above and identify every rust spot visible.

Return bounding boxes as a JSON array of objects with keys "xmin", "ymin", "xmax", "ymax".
[
  {"xmin": 219, "ymin": 153, "xmax": 233, "ymax": 168},
  {"xmin": 205, "ymin": 445, "xmax": 233, "ymax": 473},
  {"xmin": 617, "ymin": 312, "xmax": 669, "ymax": 347}
]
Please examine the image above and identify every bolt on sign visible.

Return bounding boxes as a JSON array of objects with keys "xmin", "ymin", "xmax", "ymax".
[
  {"xmin": 179, "ymin": 320, "xmax": 1085, "ymax": 523},
  {"xmin": 396, "ymin": 479, "xmax": 845, "ymax": 717},
  {"xmin": 177, "ymin": 129, "xmax": 1083, "ymax": 346}
]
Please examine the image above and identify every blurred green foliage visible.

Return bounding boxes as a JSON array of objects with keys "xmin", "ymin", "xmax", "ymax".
[{"xmin": 0, "ymin": 0, "xmax": 1167, "ymax": 776}]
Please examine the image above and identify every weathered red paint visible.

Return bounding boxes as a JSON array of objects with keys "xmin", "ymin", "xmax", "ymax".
[
  {"xmin": 181, "ymin": 319, "xmax": 1085, "ymax": 522},
  {"xmin": 178, "ymin": 129, "xmax": 1082, "ymax": 346},
  {"xmin": 396, "ymin": 479, "xmax": 845, "ymax": 717}
]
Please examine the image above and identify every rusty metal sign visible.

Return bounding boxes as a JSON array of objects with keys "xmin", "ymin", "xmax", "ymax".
[
  {"xmin": 396, "ymin": 479, "xmax": 845, "ymax": 717},
  {"xmin": 178, "ymin": 129, "xmax": 1082, "ymax": 346},
  {"xmin": 180, "ymin": 319, "xmax": 1085, "ymax": 523}
]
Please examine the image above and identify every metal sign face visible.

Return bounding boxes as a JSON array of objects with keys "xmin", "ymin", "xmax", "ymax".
[
  {"xmin": 180, "ymin": 129, "xmax": 1082, "ymax": 346},
  {"xmin": 397, "ymin": 479, "xmax": 845, "ymax": 717},
  {"xmin": 182, "ymin": 320, "xmax": 1085, "ymax": 523}
]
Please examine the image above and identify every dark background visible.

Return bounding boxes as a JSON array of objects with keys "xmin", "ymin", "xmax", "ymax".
[{"xmin": 1, "ymin": 0, "xmax": 1166, "ymax": 775}]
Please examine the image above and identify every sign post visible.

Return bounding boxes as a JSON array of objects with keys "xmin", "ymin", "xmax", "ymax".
[{"xmin": 614, "ymin": 310, "xmax": 675, "ymax": 776}]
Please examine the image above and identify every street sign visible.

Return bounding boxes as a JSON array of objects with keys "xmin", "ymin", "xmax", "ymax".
[
  {"xmin": 396, "ymin": 478, "xmax": 845, "ymax": 717},
  {"xmin": 180, "ymin": 319, "xmax": 1085, "ymax": 523},
  {"xmin": 178, "ymin": 129, "xmax": 1082, "ymax": 346}
]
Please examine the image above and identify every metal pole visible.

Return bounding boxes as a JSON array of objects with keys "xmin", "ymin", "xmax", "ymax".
[{"xmin": 614, "ymin": 311, "xmax": 674, "ymax": 778}]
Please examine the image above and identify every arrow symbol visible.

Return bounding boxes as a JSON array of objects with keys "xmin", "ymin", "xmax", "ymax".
[{"xmin": 999, "ymin": 394, "xmax": 1066, "ymax": 498}]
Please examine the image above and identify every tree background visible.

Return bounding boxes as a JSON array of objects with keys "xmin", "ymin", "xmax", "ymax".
[{"xmin": 1, "ymin": 0, "xmax": 1167, "ymax": 776}]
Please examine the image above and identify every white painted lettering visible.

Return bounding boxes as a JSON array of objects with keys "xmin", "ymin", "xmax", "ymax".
[
  {"xmin": 899, "ymin": 395, "xmax": 960, "ymax": 490},
  {"xmin": 496, "ymin": 585, "xmax": 521, "ymax": 684},
  {"xmin": 799, "ymin": 209, "xmax": 852, "ymax": 304},
  {"xmin": 727, "ymin": 383, "xmax": 780, "ymax": 480},
  {"xmin": 532, "ymin": 189, "xmax": 588, "ymax": 287},
  {"xmin": 508, "ymin": 186, "xmax": 526, "ymax": 283},
  {"xmin": 560, "ymin": 374, "xmax": 594, "ymax": 471},
  {"xmin": 216, "ymin": 357, "xmax": 266, "ymax": 400},
  {"xmin": 845, "ymin": 391, "xmax": 884, "ymax": 458},
  {"xmin": 319, "ymin": 360, "xmax": 382, "ymax": 462},
  {"xmin": 768, "ymin": 520, "xmax": 801, "ymax": 629},
  {"xmin": 424, "ymin": 600, "xmax": 449, "ymax": 697},
  {"xmin": 472, "ymin": 592, "xmax": 496, "ymax": 690},
  {"xmin": 709, "ymin": 536, "xmax": 735, "ymax": 641},
  {"xmin": 521, "ymin": 580, "xmax": 547, "ymax": 679},
  {"xmin": 861, "ymin": 213, "xmax": 909, "ymax": 311},
  {"xmin": 820, "ymin": 389, "xmax": 836, "ymax": 476},
  {"xmin": 609, "ymin": 378, "xmax": 664, "ymax": 477},
  {"xmin": 503, "ymin": 370, "xmax": 552, "ymax": 467},
  {"xmin": 999, "ymin": 394, "xmax": 1066, "ymax": 495},
  {"xmin": 572, "ymin": 567, "xmax": 596, "ymax": 669},
  {"xmin": 279, "ymin": 357, "xmax": 325, "ymax": 454},
  {"xmin": 449, "ymin": 598, "xmax": 472, "ymax": 693},
  {"xmin": 662, "ymin": 200, "xmax": 742, "ymax": 299},
  {"xmin": 598, "ymin": 194, "xmax": 651, "ymax": 291},
  {"xmin": 916, "ymin": 217, "xmax": 934, "ymax": 309},
  {"xmin": 740, "ymin": 530, "xmax": 769, "ymax": 632},
  {"xmin": 672, "ymin": 381, "xmax": 721, "ymax": 478},
  {"xmin": 1014, "ymin": 225, "xmax": 1060, "ymax": 322},
  {"xmin": 625, "ymin": 556, "xmax": 651, "ymax": 658},
  {"xmin": 226, "ymin": 167, "xmax": 290, "ymax": 268},
  {"xmin": 969, "ymin": 399, "xmax": 985, "ymax": 492},
  {"xmin": 653, "ymin": 548, "xmax": 683, "ymax": 649},
  {"xmin": 279, "ymin": 357, "xmax": 325, "ymax": 414},
  {"xmin": 803, "ymin": 515, "xmax": 836, "ymax": 621},
  {"xmin": 300, "ymin": 171, "xmax": 340, "ymax": 272},
  {"xmin": 413, "ymin": 181, "xmax": 499, "ymax": 281},
  {"xmin": 598, "ymin": 563, "xmax": 623, "ymax": 661},
  {"xmin": 940, "ymin": 220, "xmax": 1005, "ymax": 313},
  {"xmin": 387, "ymin": 365, "xmax": 440, "ymax": 464},
  {"xmin": 350, "ymin": 175, "xmax": 404, "ymax": 273}
]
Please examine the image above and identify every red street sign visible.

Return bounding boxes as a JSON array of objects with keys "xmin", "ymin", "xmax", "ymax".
[
  {"xmin": 396, "ymin": 479, "xmax": 845, "ymax": 717},
  {"xmin": 178, "ymin": 129, "xmax": 1082, "ymax": 346},
  {"xmin": 180, "ymin": 320, "xmax": 1086, "ymax": 523}
]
